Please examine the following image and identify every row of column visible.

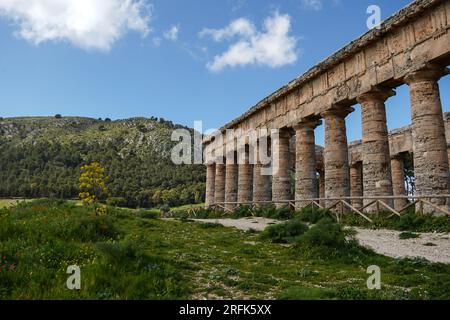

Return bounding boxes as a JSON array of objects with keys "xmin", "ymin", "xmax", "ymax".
[
  {"xmin": 350, "ymin": 154, "xmax": 408, "ymax": 211},
  {"xmin": 206, "ymin": 64, "xmax": 450, "ymax": 212},
  {"xmin": 205, "ymin": 145, "xmax": 271, "ymax": 211}
]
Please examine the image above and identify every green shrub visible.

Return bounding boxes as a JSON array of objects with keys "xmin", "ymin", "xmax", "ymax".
[
  {"xmin": 193, "ymin": 208, "xmax": 218, "ymax": 219},
  {"xmin": 341, "ymin": 210, "xmax": 450, "ymax": 233},
  {"xmin": 95, "ymin": 241, "xmax": 141, "ymax": 265},
  {"xmin": 260, "ymin": 220, "xmax": 308, "ymax": 243},
  {"xmin": 298, "ymin": 218, "xmax": 355, "ymax": 248},
  {"xmin": 171, "ymin": 207, "xmax": 220, "ymax": 220},
  {"xmin": 399, "ymin": 232, "xmax": 420, "ymax": 240},
  {"xmin": 159, "ymin": 205, "xmax": 170, "ymax": 214},
  {"xmin": 252, "ymin": 204, "xmax": 276, "ymax": 218},
  {"xmin": 0, "ymin": 219, "xmax": 25, "ymax": 241},
  {"xmin": 233, "ymin": 205, "xmax": 252, "ymax": 218},
  {"xmin": 137, "ymin": 210, "xmax": 159, "ymax": 219},
  {"xmin": 252, "ymin": 204, "xmax": 293, "ymax": 220},
  {"xmin": 199, "ymin": 222, "xmax": 222, "ymax": 229},
  {"xmin": 68, "ymin": 214, "xmax": 119, "ymax": 241},
  {"xmin": 394, "ymin": 213, "xmax": 428, "ymax": 231},
  {"xmin": 270, "ymin": 207, "xmax": 293, "ymax": 220},
  {"xmin": 107, "ymin": 197, "xmax": 128, "ymax": 208},
  {"xmin": 296, "ymin": 207, "xmax": 333, "ymax": 224},
  {"xmin": 393, "ymin": 213, "xmax": 450, "ymax": 233},
  {"xmin": 293, "ymin": 219, "xmax": 372, "ymax": 262}
]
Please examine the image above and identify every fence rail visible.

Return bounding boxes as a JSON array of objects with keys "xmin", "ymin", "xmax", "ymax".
[{"xmin": 210, "ymin": 195, "xmax": 450, "ymax": 222}]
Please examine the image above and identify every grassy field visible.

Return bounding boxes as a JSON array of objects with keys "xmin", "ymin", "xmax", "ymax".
[
  {"xmin": 0, "ymin": 199, "xmax": 36, "ymax": 209},
  {"xmin": 0, "ymin": 198, "xmax": 203, "ymax": 211},
  {"xmin": 171, "ymin": 203, "xmax": 205, "ymax": 210},
  {"xmin": 0, "ymin": 200, "xmax": 449, "ymax": 300},
  {"xmin": 0, "ymin": 199, "xmax": 85, "ymax": 209}
]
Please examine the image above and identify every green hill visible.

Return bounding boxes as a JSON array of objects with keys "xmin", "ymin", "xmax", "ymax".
[{"xmin": 0, "ymin": 116, "xmax": 205, "ymax": 208}]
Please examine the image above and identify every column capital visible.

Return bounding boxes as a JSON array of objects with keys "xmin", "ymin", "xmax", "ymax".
[
  {"xmin": 320, "ymin": 105, "xmax": 354, "ymax": 119},
  {"xmin": 404, "ymin": 63, "xmax": 450, "ymax": 84},
  {"xmin": 293, "ymin": 118, "xmax": 322, "ymax": 131},
  {"xmin": 357, "ymin": 86, "xmax": 396, "ymax": 104}
]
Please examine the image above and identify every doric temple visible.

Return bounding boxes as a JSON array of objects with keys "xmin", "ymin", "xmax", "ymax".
[{"xmin": 203, "ymin": 0, "xmax": 450, "ymax": 215}]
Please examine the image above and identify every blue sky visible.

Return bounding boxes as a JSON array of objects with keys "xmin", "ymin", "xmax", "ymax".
[{"xmin": 0, "ymin": 0, "xmax": 449, "ymax": 146}]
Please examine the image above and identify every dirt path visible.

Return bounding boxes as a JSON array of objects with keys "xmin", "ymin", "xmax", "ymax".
[
  {"xmin": 353, "ymin": 228, "xmax": 450, "ymax": 264},
  {"xmin": 192, "ymin": 218, "xmax": 450, "ymax": 264},
  {"xmin": 194, "ymin": 217, "xmax": 280, "ymax": 232}
]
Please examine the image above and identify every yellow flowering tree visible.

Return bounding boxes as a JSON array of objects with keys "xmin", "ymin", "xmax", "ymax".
[{"xmin": 79, "ymin": 162, "xmax": 108, "ymax": 210}]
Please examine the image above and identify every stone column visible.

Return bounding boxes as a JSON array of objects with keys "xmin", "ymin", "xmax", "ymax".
[
  {"xmin": 357, "ymin": 87, "xmax": 395, "ymax": 211},
  {"xmin": 237, "ymin": 146, "xmax": 253, "ymax": 205},
  {"xmin": 272, "ymin": 129, "xmax": 292, "ymax": 208},
  {"xmin": 225, "ymin": 158, "xmax": 238, "ymax": 212},
  {"xmin": 391, "ymin": 155, "xmax": 407, "ymax": 211},
  {"xmin": 294, "ymin": 120, "xmax": 321, "ymax": 209},
  {"xmin": 448, "ymin": 146, "xmax": 450, "ymax": 168},
  {"xmin": 350, "ymin": 162, "xmax": 363, "ymax": 210},
  {"xmin": 405, "ymin": 64, "xmax": 450, "ymax": 212},
  {"xmin": 321, "ymin": 106, "xmax": 353, "ymax": 207},
  {"xmin": 214, "ymin": 161, "xmax": 226, "ymax": 211},
  {"xmin": 317, "ymin": 169, "xmax": 325, "ymax": 207},
  {"xmin": 253, "ymin": 139, "xmax": 272, "ymax": 205},
  {"xmin": 318, "ymin": 170, "xmax": 325, "ymax": 199},
  {"xmin": 205, "ymin": 163, "xmax": 216, "ymax": 209}
]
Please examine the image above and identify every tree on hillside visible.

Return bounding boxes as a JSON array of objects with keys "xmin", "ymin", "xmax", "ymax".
[{"xmin": 79, "ymin": 162, "xmax": 109, "ymax": 206}]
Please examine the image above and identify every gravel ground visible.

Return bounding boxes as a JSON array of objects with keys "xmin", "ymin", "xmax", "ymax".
[
  {"xmin": 353, "ymin": 227, "xmax": 450, "ymax": 264},
  {"xmin": 192, "ymin": 218, "xmax": 450, "ymax": 264},
  {"xmin": 194, "ymin": 217, "xmax": 281, "ymax": 232}
]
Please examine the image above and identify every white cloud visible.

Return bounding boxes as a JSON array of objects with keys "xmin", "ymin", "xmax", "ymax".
[
  {"xmin": 200, "ymin": 18, "xmax": 255, "ymax": 42},
  {"xmin": 0, "ymin": 0, "xmax": 152, "ymax": 52},
  {"xmin": 300, "ymin": 0, "xmax": 341, "ymax": 11},
  {"xmin": 229, "ymin": 0, "xmax": 246, "ymax": 12},
  {"xmin": 200, "ymin": 12, "xmax": 298, "ymax": 72},
  {"xmin": 163, "ymin": 25, "xmax": 179, "ymax": 41},
  {"xmin": 301, "ymin": 0, "xmax": 323, "ymax": 11},
  {"xmin": 153, "ymin": 36, "xmax": 161, "ymax": 47}
]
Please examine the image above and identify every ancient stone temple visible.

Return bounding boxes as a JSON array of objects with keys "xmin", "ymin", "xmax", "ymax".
[{"xmin": 204, "ymin": 0, "xmax": 450, "ymax": 215}]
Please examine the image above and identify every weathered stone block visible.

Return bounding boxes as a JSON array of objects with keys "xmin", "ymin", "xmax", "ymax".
[
  {"xmin": 328, "ymin": 64, "xmax": 346, "ymax": 88},
  {"xmin": 298, "ymin": 82, "xmax": 313, "ymax": 105},
  {"xmin": 312, "ymin": 73, "xmax": 328, "ymax": 96},
  {"xmin": 376, "ymin": 59, "xmax": 395, "ymax": 83},
  {"xmin": 388, "ymin": 29, "xmax": 406, "ymax": 55},
  {"xmin": 413, "ymin": 14, "xmax": 434, "ymax": 43},
  {"xmin": 345, "ymin": 52, "xmax": 365, "ymax": 78}
]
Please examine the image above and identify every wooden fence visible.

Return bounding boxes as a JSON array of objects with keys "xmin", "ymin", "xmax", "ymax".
[{"xmin": 211, "ymin": 195, "xmax": 450, "ymax": 223}]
